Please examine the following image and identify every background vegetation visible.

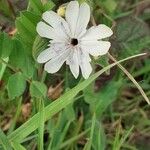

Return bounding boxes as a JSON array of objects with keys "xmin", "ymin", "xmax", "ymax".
[{"xmin": 0, "ymin": 0, "xmax": 150, "ymax": 149}]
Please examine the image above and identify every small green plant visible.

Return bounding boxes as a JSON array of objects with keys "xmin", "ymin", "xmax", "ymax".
[{"xmin": 0, "ymin": 0, "xmax": 150, "ymax": 150}]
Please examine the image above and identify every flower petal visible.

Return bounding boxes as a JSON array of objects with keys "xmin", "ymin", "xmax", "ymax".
[
  {"xmin": 44, "ymin": 47, "xmax": 70, "ymax": 73},
  {"xmin": 75, "ymin": 2, "xmax": 90, "ymax": 37},
  {"xmin": 42, "ymin": 11, "xmax": 71, "ymax": 37},
  {"xmin": 81, "ymin": 24, "xmax": 113, "ymax": 40},
  {"xmin": 67, "ymin": 49, "xmax": 79, "ymax": 78},
  {"xmin": 36, "ymin": 21, "xmax": 58, "ymax": 39},
  {"xmin": 78, "ymin": 49, "xmax": 92, "ymax": 79},
  {"xmin": 65, "ymin": 1, "xmax": 79, "ymax": 36},
  {"xmin": 42, "ymin": 11, "xmax": 63, "ymax": 28},
  {"xmin": 81, "ymin": 40, "xmax": 111, "ymax": 56},
  {"xmin": 37, "ymin": 47, "xmax": 56, "ymax": 63}
]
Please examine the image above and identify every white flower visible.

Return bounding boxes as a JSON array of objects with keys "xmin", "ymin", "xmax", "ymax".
[{"xmin": 36, "ymin": 1, "xmax": 113, "ymax": 79}]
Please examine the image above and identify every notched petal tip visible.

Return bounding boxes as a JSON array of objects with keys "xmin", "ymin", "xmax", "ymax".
[
  {"xmin": 80, "ymin": 2, "xmax": 90, "ymax": 9},
  {"xmin": 69, "ymin": 1, "xmax": 79, "ymax": 6},
  {"xmin": 44, "ymin": 63, "xmax": 55, "ymax": 74},
  {"xmin": 37, "ymin": 55, "xmax": 44, "ymax": 64},
  {"xmin": 98, "ymin": 24, "xmax": 113, "ymax": 37},
  {"xmin": 98, "ymin": 41, "xmax": 111, "ymax": 56},
  {"xmin": 73, "ymin": 73, "xmax": 79, "ymax": 79}
]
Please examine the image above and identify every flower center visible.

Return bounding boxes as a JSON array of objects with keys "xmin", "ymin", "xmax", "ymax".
[{"xmin": 71, "ymin": 38, "xmax": 78, "ymax": 46}]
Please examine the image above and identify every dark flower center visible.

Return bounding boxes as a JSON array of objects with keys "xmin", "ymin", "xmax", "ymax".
[{"xmin": 71, "ymin": 38, "xmax": 78, "ymax": 46}]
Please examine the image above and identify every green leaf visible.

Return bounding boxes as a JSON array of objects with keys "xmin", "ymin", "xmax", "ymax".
[
  {"xmin": 92, "ymin": 122, "xmax": 106, "ymax": 150},
  {"xmin": 30, "ymin": 81, "xmax": 47, "ymax": 98},
  {"xmin": 7, "ymin": 72, "xmax": 26, "ymax": 99},
  {"xmin": 83, "ymin": 114, "xmax": 96, "ymax": 150},
  {"xmin": 16, "ymin": 19, "xmax": 35, "ymax": 48},
  {"xmin": 28, "ymin": 0, "xmax": 55, "ymax": 18},
  {"xmin": 28, "ymin": 0, "xmax": 43, "ymax": 15},
  {"xmin": 96, "ymin": 55, "xmax": 110, "ymax": 74},
  {"xmin": 112, "ymin": 17, "xmax": 150, "ymax": 57},
  {"xmin": 15, "ymin": 11, "xmax": 41, "ymax": 49},
  {"xmin": 0, "ymin": 0, "xmax": 12, "ymax": 17},
  {"xmin": 9, "ymin": 39, "xmax": 35, "ymax": 78},
  {"xmin": 103, "ymin": 0, "xmax": 117, "ymax": 13},
  {"xmin": 112, "ymin": 125, "xmax": 134, "ymax": 150},
  {"xmin": 32, "ymin": 35, "xmax": 49, "ymax": 61},
  {"xmin": 43, "ymin": 1, "xmax": 55, "ymax": 12},
  {"xmin": 0, "ymin": 128, "xmax": 12, "ymax": 150},
  {"xmin": 0, "ymin": 57, "xmax": 9, "ymax": 80},
  {"xmin": 84, "ymin": 80, "xmax": 122, "ymax": 117},
  {"xmin": 49, "ymin": 112, "xmax": 70, "ymax": 149},
  {"xmin": 15, "ymin": 0, "xmax": 54, "ymax": 55},
  {"xmin": 37, "ymin": 99, "xmax": 45, "ymax": 150},
  {"xmin": 64, "ymin": 104, "xmax": 75, "ymax": 121},
  {"xmin": 12, "ymin": 142, "xmax": 26, "ymax": 150},
  {"xmin": 0, "ymin": 32, "xmax": 13, "ymax": 58},
  {"xmin": 7, "ymin": 54, "xmax": 145, "ymax": 142}
]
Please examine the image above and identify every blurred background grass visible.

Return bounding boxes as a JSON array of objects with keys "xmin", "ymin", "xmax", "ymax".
[{"xmin": 0, "ymin": 0, "xmax": 150, "ymax": 149}]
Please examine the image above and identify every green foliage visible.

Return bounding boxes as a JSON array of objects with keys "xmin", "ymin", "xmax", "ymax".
[
  {"xmin": 0, "ymin": 0, "xmax": 150, "ymax": 149},
  {"xmin": 7, "ymin": 54, "xmax": 141, "ymax": 143},
  {"xmin": 32, "ymin": 35, "xmax": 49, "ymax": 61},
  {"xmin": 0, "ymin": 128, "xmax": 12, "ymax": 150},
  {"xmin": 12, "ymin": 142, "xmax": 26, "ymax": 150},
  {"xmin": 15, "ymin": 0, "xmax": 55, "ymax": 55},
  {"xmin": 9, "ymin": 39, "xmax": 35, "ymax": 78},
  {"xmin": 84, "ymin": 80, "xmax": 122, "ymax": 117},
  {"xmin": 103, "ymin": 0, "xmax": 117, "ymax": 13},
  {"xmin": 0, "ymin": 32, "xmax": 13, "ymax": 58},
  {"xmin": 92, "ymin": 121, "xmax": 106, "ymax": 150},
  {"xmin": 83, "ymin": 114, "xmax": 96, "ymax": 150},
  {"xmin": 0, "ymin": 0, "xmax": 13, "ymax": 18},
  {"xmin": 112, "ymin": 125, "xmax": 134, "ymax": 150},
  {"xmin": 30, "ymin": 81, "xmax": 47, "ymax": 98},
  {"xmin": 7, "ymin": 72, "xmax": 26, "ymax": 100},
  {"xmin": 112, "ymin": 16, "xmax": 150, "ymax": 57}
]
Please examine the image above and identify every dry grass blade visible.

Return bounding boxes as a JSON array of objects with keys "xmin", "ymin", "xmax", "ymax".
[{"xmin": 108, "ymin": 52, "xmax": 150, "ymax": 105}]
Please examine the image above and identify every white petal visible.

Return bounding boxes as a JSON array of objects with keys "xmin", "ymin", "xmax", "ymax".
[
  {"xmin": 42, "ymin": 11, "xmax": 71, "ymax": 37},
  {"xmin": 36, "ymin": 21, "xmax": 57, "ymax": 39},
  {"xmin": 42, "ymin": 11, "xmax": 63, "ymax": 28},
  {"xmin": 67, "ymin": 49, "xmax": 79, "ymax": 78},
  {"xmin": 54, "ymin": 24, "xmax": 69, "ymax": 41},
  {"xmin": 65, "ymin": 1, "xmax": 79, "ymax": 36},
  {"xmin": 75, "ymin": 2, "xmax": 90, "ymax": 37},
  {"xmin": 37, "ymin": 47, "xmax": 56, "ymax": 63},
  {"xmin": 78, "ymin": 49, "xmax": 92, "ymax": 79},
  {"xmin": 81, "ymin": 24, "xmax": 113, "ymax": 40},
  {"xmin": 81, "ymin": 40, "xmax": 111, "ymax": 56},
  {"xmin": 44, "ymin": 48, "xmax": 70, "ymax": 73}
]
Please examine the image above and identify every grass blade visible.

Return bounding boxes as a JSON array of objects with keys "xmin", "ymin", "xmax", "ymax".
[
  {"xmin": 37, "ymin": 99, "xmax": 45, "ymax": 150},
  {"xmin": 7, "ymin": 53, "xmax": 146, "ymax": 143},
  {"xmin": 83, "ymin": 113, "xmax": 96, "ymax": 150},
  {"xmin": 0, "ymin": 128, "xmax": 12, "ymax": 150},
  {"xmin": 108, "ymin": 53, "xmax": 150, "ymax": 104},
  {"xmin": 12, "ymin": 142, "xmax": 26, "ymax": 150},
  {"xmin": 60, "ymin": 129, "xmax": 90, "ymax": 149}
]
